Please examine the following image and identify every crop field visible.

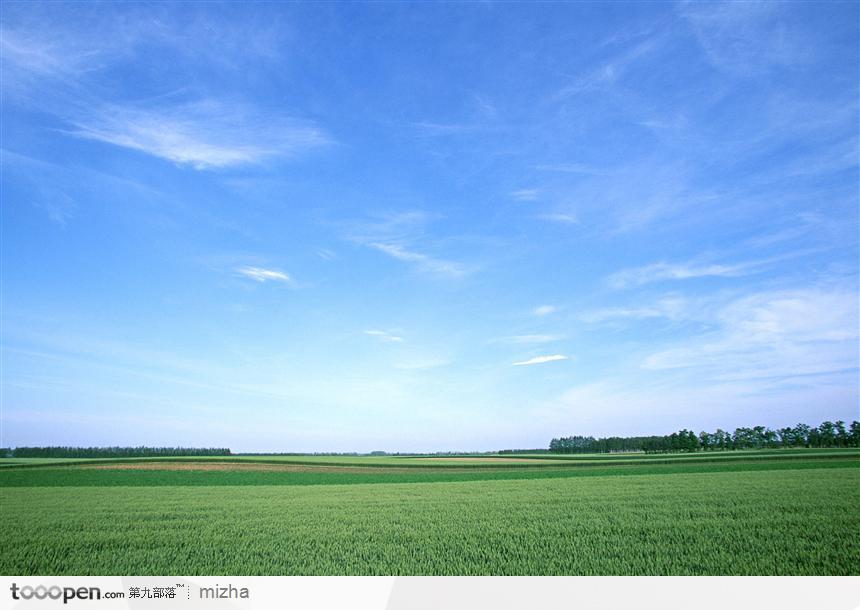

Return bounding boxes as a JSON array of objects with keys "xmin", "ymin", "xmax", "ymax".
[{"xmin": 1, "ymin": 450, "xmax": 858, "ymax": 575}]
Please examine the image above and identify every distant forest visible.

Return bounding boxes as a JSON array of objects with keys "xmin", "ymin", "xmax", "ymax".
[
  {"xmin": 3, "ymin": 446, "xmax": 232, "ymax": 458},
  {"xmin": 3, "ymin": 421, "xmax": 859, "ymax": 458},
  {"xmin": 550, "ymin": 420, "xmax": 860, "ymax": 454}
]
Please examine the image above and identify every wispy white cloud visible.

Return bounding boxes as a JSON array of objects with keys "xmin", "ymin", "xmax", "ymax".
[
  {"xmin": 1, "ymin": 14, "xmax": 328, "ymax": 172},
  {"xmin": 531, "ymin": 284, "xmax": 859, "ymax": 435},
  {"xmin": 513, "ymin": 354, "xmax": 569, "ymax": 366},
  {"xmin": 580, "ymin": 298, "xmax": 688, "ymax": 323},
  {"xmin": 537, "ymin": 373, "xmax": 857, "ymax": 438},
  {"xmin": 527, "ymin": 160, "xmax": 708, "ymax": 235},
  {"xmin": 535, "ymin": 163, "xmax": 597, "ymax": 174},
  {"xmin": 236, "ymin": 266, "xmax": 292, "ymax": 284},
  {"xmin": 511, "ymin": 189, "xmax": 539, "ymax": 201},
  {"xmin": 550, "ymin": 34, "xmax": 663, "ymax": 102},
  {"xmin": 69, "ymin": 102, "xmax": 329, "ymax": 170},
  {"xmin": 340, "ymin": 211, "xmax": 470, "ymax": 279},
  {"xmin": 471, "ymin": 94, "xmax": 498, "ymax": 119},
  {"xmin": 343, "ymin": 211, "xmax": 431, "ymax": 244},
  {"xmin": 679, "ymin": 1, "xmax": 810, "ymax": 76},
  {"xmin": 0, "ymin": 27, "xmax": 88, "ymax": 78},
  {"xmin": 1, "ymin": 148, "xmax": 159, "ymax": 227},
  {"xmin": 1, "ymin": 7, "xmax": 286, "ymax": 82},
  {"xmin": 607, "ymin": 260, "xmax": 755, "ymax": 289},
  {"xmin": 502, "ymin": 334, "xmax": 563, "ymax": 345},
  {"xmin": 369, "ymin": 243, "xmax": 467, "ymax": 278},
  {"xmin": 363, "ymin": 330, "xmax": 404, "ymax": 343},
  {"xmin": 537, "ymin": 212, "xmax": 579, "ymax": 225},
  {"xmin": 409, "ymin": 111, "xmax": 512, "ymax": 137},
  {"xmin": 641, "ymin": 287, "xmax": 859, "ymax": 380},
  {"xmin": 533, "ymin": 305, "xmax": 558, "ymax": 317},
  {"xmin": 411, "ymin": 121, "xmax": 485, "ymax": 136},
  {"xmin": 33, "ymin": 192, "xmax": 76, "ymax": 226}
]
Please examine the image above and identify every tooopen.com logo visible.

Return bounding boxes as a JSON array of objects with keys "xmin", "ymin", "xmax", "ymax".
[{"xmin": 10, "ymin": 583, "xmax": 124, "ymax": 604}]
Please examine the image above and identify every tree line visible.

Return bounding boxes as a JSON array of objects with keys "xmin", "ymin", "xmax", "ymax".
[
  {"xmin": 2, "ymin": 446, "xmax": 232, "ymax": 458},
  {"xmin": 550, "ymin": 420, "xmax": 860, "ymax": 454}
]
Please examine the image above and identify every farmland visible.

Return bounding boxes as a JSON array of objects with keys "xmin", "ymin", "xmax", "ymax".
[{"xmin": 1, "ymin": 450, "xmax": 858, "ymax": 575}]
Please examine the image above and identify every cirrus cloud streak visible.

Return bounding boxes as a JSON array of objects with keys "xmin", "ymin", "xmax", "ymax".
[{"xmin": 513, "ymin": 354, "xmax": 569, "ymax": 366}]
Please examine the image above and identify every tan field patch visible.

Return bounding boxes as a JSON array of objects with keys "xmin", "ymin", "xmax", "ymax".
[{"xmin": 411, "ymin": 457, "xmax": 551, "ymax": 463}]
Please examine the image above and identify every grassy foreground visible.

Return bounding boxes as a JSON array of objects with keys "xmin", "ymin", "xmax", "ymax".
[{"xmin": 1, "ymin": 452, "xmax": 858, "ymax": 575}]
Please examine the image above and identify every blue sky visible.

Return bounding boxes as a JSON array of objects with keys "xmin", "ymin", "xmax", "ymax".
[{"xmin": 1, "ymin": 2, "xmax": 858, "ymax": 452}]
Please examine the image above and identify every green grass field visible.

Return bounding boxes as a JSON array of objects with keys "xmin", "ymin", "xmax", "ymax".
[{"xmin": 1, "ymin": 450, "xmax": 858, "ymax": 575}]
